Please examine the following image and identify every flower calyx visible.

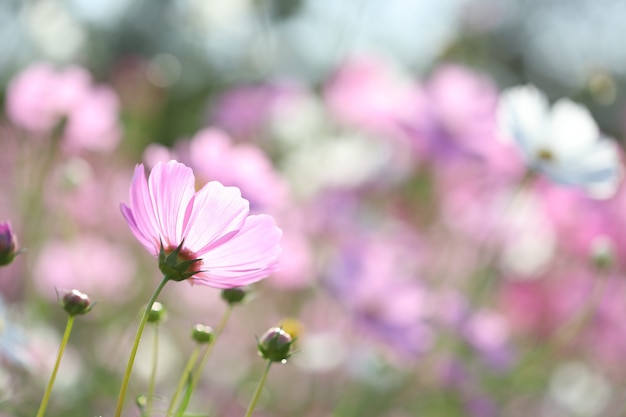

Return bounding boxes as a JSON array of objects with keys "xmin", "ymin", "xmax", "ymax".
[{"xmin": 158, "ymin": 239, "xmax": 203, "ymax": 282}]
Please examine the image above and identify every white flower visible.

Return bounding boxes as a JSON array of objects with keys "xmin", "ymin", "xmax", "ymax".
[{"xmin": 499, "ymin": 85, "xmax": 622, "ymax": 199}]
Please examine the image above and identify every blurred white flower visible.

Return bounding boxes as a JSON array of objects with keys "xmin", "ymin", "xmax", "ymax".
[
  {"xmin": 548, "ymin": 361, "xmax": 611, "ymax": 417},
  {"xmin": 499, "ymin": 85, "xmax": 622, "ymax": 199}
]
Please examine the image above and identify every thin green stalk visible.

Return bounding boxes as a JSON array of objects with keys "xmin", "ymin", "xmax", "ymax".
[
  {"xmin": 166, "ymin": 346, "xmax": 201, "ymax": 417},
  {"xmin": 552, "ymin": 268, "xmax": 609, "ymax": 347},
  {"xmin": 244, "ymin": 361, "xmax": 272, "ymax": 417},
  {"xmin": 508, "ymin": 268, "xmax": 611, "ymax": 394},
  {"xmin": 468, "ymin": 171, "xmax": 535, "ymax": 306},
  {"xmin": 174, "ymin": 374, "xmax": 194, "ymax": 417},
  {"xmin": 36, "ymin": 315, "xmax": 75, "ymax": 417},
  {"xmin": 190, "ymin": 306, "xmax": 232, "ymax": 392},
  {"xmin": 147, "ymin": 324, "xmax": 160, "ymax": 417},
  {"xmin": 175, "ymin": 305, "xmax": 233, "ymax": 417},
  {"xmin": 114, "ymin": 276, "xmax": 169, "ymax": 417}
]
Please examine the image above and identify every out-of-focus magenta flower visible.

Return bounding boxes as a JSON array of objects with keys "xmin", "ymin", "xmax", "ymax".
[
  {"xmin": 536, "ymin": 179, "xmax": 615, "ymax": 259},
  {"xmin": 411, "ymin": 64, "xmax": 523, "ymax": 177},
  {"xmin": 63, "ymin": 86, "xmax": 122, "ymax": 153},
  {"xmin": 33, "ymin": 235, "xmax": 136, "ymax": 302},
  {"xmin": 6, "ymin": 62, "xmax": 122, "ymax": 153},
  {"xmin": 324, "ymin": 56, "xmax": 422, "ymax": 143},
  {"xmin": 142, "ymin": 129, "xmax": 290, "ymax": 213},
  {"xmin": 433, "ymin": 156, "xmax": 515, "ymax": 244},
  {"xmin": 324, "ymin": 229, "xmax": 432, "ymax": 358},
  {"xmin": 6, "ymin": 63, "xmax": 89, "ymax": 133},
  {"xmin": 461, "ymin": 309, "xmax": 514, "ymax": 370},
  {"xmin": 0, "ymin": 221, "xmax": 17, "ymax": 267},
  {"xmin": 120, "ymin": 160, "xmax": 282, "ymax": 288},
  {"xmin": 211, "ymin": 82, "xmax": 302, "ymax": 140},
  {"xmin": 500, "ymin": 268, "xmax": 626, "ymax": 367},
  {"xmin": 269, "ymin": 229, "xmax": 315, "ymax": 290},
  {"xmin": 187, "ymin": 129, "xmax": 289, "ymax": 213}
]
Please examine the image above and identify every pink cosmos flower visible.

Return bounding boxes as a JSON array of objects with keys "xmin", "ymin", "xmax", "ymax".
[
  {"xmin": 6, "ymin": 62, "xmax": 122, "ymax": 153},
  {"xmin": 120, "ymin": 160, "xmax": 282, "ymax": 288}
]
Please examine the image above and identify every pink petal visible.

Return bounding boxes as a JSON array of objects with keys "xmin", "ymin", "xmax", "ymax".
[
  {"xmin": 183, "ymin": 181, "xmax": 249, "ymax": 254},
  {"xmin": 193, "ymin": 214, "xmax": 282, "ymax": 288},
  {"xmin": 126, "ymin": 164, "xmax": 161, "ymax": 254},
  {"xmin": 147, "ymin": 161, "xmax": 196, "ymax": 247},
  {"xmin": 120, "ymin": 203, "xmax": 158, "ymax": 255}
]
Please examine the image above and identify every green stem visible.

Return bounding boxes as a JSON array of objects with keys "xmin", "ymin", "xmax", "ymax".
[
  {"xmin": 552, "ymin": 268, "xmax": 609, "ymax": 347},
  {"xmin": 114, "ymin": 276, "xmax": 169, "ymax": 417},
  {"xmin": 190, "ymin": 306, "xmax": 232, "ymax": 392},
  {"xmin": 175, "ymin": 305, "xmax": 233, "ymax": 416},
  {"xmin": 35, "ymin": 315, "xmax": 75, "ymax": 417},
  {"xmin": 244, "ymin": 361, "xmax": 272, "ymax": 417},
  {"xmin": 174, "ymin": 374, "xmax": 194, "ymax": 417},
  {"xmin": 166, "ymin": 346, "xmax": 201, "ymax": 417},
  {"xmin": 468, "ymin": 171, "xmax": 535, "ymax": 306},
  {"xmin": 147, "ymin": 323, "xmax": 160, "ymax": 417}
]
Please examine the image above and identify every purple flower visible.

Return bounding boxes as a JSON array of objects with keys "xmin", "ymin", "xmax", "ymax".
[{"xmin": 0, "ymin": 221, "xmax": 17, "ymax": 267}]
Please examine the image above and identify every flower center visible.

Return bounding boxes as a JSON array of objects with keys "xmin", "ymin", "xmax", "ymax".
[{"xmin": 536, "ymin": 148, "xmax": 555, "ymax": 162}]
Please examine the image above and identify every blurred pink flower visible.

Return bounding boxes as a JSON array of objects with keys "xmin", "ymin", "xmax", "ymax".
[
  {"xmin": 415, "ymin": 64, "xmax": 523, "ymax": 176},
  {"xmin": 324, "ymin": 56, "xmax": 422, "ymax": 143},
  {"xmin": 63, "ymin": 86, "xmax": 122, "ymax": 153},
  {"xmin": 33, "ymin": 235, "xmax": 136, "ymax": 302},
  {"xmin": 211, "ymin": 81, "xmax": 302, "ymax": 140},
  {"xmin": 142, "ymin": 129, "xmax": 290, "ymax": 214},
  {"xmin": 268, "ymin": 229, "xmax": 315, "ymax": 290},
  {"xmin": 500, "ymin": 268, "xmax": 626, "ymax": 367},
  {"xmin": 187, "ymin": 128, "xmax": 290, "ymax": 213},
  {"xmin": 120, "ymin": 160, "xmax": 282, "ymax": 288},
  {"xmin": 6, "ymin": 62, "xmax": 122, "ymax": 153},
  {"xmin": 324, "ymin": 228, "xmax": 433, "ymax": 357},
  {"xmin": 537, "ymin": 179, "xmax": 615, "ymax": 258}
]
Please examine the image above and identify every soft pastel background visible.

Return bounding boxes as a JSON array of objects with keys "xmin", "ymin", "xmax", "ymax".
[{"xmin": 1, "ymin": 0, "xmax": 626, "ymax": 416}]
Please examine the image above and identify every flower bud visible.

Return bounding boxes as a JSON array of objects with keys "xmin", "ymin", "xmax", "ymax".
[
  {"xmin": 59, "ymin": 289, "xmax": 93, "ymax": 316},
  {"xmin": 191, "ymin": 324, "xmax": 214, "ymax": 344},
  {"xmin": 257, "ymin": 327, "xmax": 294, "ymax": 363},
  {"xmin": 590, "ymin": 235, "xmax": 614, "ymax": 271},
  {"xmin": 221, "ymin": 287, "xmax": 248, "ymax": 305},
  {"xmin": 136, "ymin": 394, "xmax": 147, "ymax": 410},
  {"xmin": 147, "ymin": 302, "xmax": 167, "ymax": 323},
  {"xmin": 0, "ymin": 221, "xmax": 18, "ymax": 267}
]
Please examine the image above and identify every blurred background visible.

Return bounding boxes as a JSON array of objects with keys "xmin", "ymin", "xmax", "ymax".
[
  {"xmin": 2, "ymin": 0, "xmax": 626, "ymax": 140},
  {"xmin": 1, "ymin": 0, "xmax": 626, "ymax": 416}
]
